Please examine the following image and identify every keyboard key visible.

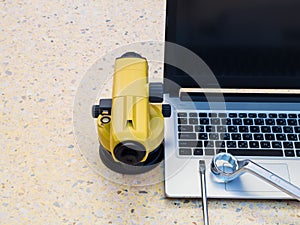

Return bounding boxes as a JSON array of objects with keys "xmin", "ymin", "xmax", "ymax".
[
  {"xmin": 269, "ymin": 113, "xmax": 277, "ymax": 118},
  {"xmin": 200, "ymin": 118, "xmax": 209, "ymax": 125},
  {"xmin": 276, "ymin": 134, "xmax": 286, "ymax": 141},
  {"xmin": 272, "ymin": 126, "xmax": 282, "ymax": 133},
  {"xmin": 189, "ymin": 112, "xmax": 198, "ymax": 117},
  {"xmin": 287, "ymin": 119, "xmax": 297, "ymax": 126},
  {"xmin": 179, "ymin": 141, "xmax": 202, "ymax": 147},
  {"xmin": 179, "ymin": 133, "xmax": 196, "ymax": 139},
  {"xmin": 239, "ymin": 126, "xmax": 249, "ymax": 133},
  {"xmin": 249, "ymin": 141, "xmax": 259, "ymax": 148},
  {"xmin": 296, "ymin": 150, "xmax": 300, "ymax": 157},
  {"xmin": 272, "ymin": 142, "xmax": 282, "ymax": 148},
  {"xmin": 295, "ymin": 142, "xmax": 300, "ymax": 148},
  {"xmin": 189, "ymin": 118, "xmax": 198, "ymax": 124},
  {"xmin": 216, "ymin": 149, "xmax": 226, "ymax": 154},
  {"xmin": 284, "ymin": 150, "xmax": 295, "ymax": 157},
  {"xmin": 254, "ymin": 119, "xmax": 264, "ymax": 125},
  {"xmin": 204, "ymin": 141, "xmax": 214, "ymax": 148},
  {"xmin": 243, "ymin": 119, "xmax": 253, "ymax": 125},
  {"xmin": 215, "ymin": 141, "xmax": 226, "ymax": 148},
  {"xmin": 228, "ymin": 149, "xmax": 283, "ymax": 157},
  {"xmin": 261, "ymin": 126, "xmax": 271, "ymax": 133},
  {"xmin": 243, "ymin": 133, "xmax": 253, "ymax": 140},
  {"xmin": 224, "ymin": 118, "xmax": 231, "ymax": 125},
  {"xmin": 248, "ymin": 113, "xmax": 257, "ymax": 118},
  {"xmin": 220, "ymin": 133, "xmax": 230, "ymax": 140},
  {"xmin": 228, "ymin": 126, "xmax": 238, "ymax": 132},
  {"xmin": 199, "ymin": 113, "xmax": 207, "ymax": 117},
  {"xmin": 177, "ymin": 112, "xmax": 187, "ymax": 117},
  {"xmin": 238, "ymin": 113, "xmax": 247, "ymax": 118},
  {"xmin": 279, "ymin": 113, "xmax": 287, "ymax": 118},
  {"xmin": 218, "ymin": 113, "xmax": 227, "ymax": 118},
  {"xmin": 178, "ymin": 125, "xmax": 193, "ymax": 132},
  {"xmin": 254, "ymin": 134, "xmax": 264, "ymax": 140},
  {"xmin": 195, "ymin": 125, "xmax": 205, "ymax": 132},
  {"xmin": 283, "ymin": 142, "xmax": 293, "ymax": 148},
  {"xmin": 194, "ymin": 149, "xmax": 203, "ymax": 155},
  {"xmin": 227, "ymin": 141, "xmax": 237, "ymax": 148},
  {"xmin": 179, "ymin": 148, "xmax": 192, "ymax": 155},
  {"xmin": 258, "ymin": 113, "xmax": 267, "ymax": 118},
  {"xmin": 288, "ymin": 113, "xmax": 297, "ymax": 118},
  {"xmin": 209, "ymin": 133, "xmax": 219, "ymax": 140},
  {"xmin": 287, "ymin": 134, "xmax": 298, "ymax": 141},
  {"xmin": 238, "ymin": 141, "xmax": 248, "ymax": 148},
  {"xmin": 217, "ymin": 125, "xmax": 226, "ymax": 132},
  {"xmin": 209, "ymin": 113, "xmax": 218, "ymax": 117},
  {"xmin": 178, "ymin": 118, "xmax": 187, "ymax": 124},
  {"xmin": 294, "ymin": 127, "xmax": 300, "ymax": 133},
  {"xmin": 232, "ymin": 119, "xmax": 242, "ymax": 125},
  {"xmin": 199, "ymin": 133, "xmax": 208, "ymax": 140},
  {"xmin": 283, "ymin": 126, "xmax": 293, "ymax": 133},
  {"xmin": 250, "ymin": 126, "xmax": 260, "ymax": 133},
  {"xmin": 211, "ymin": 118, "xmax": 220, "ymax": 125},
  {"xmin": 206, "ymin": 126, "xmax": 215, "ymax": 132},
  {"xmin": 229, "ymin": 113, "xmax": 237, "ymax": 118},
  {"xmin": 261, "ymin": 141, "xmax": 271, "ymax": 148},
  {"xmin": 265, "ymin": 134, "xmax": 275, "ymax": 140},
  {"xmin": 231, "ymin": 133, "xmax": 242, "ymax": 140},
  {"xmin": 266, "ymin": 119, "xmax": 275, "ymax": 125},
  {"xmin": 220, "ymin": 118, "xmax": 226, "ymax": 125},
  {"xmin": 276, "ymin": 119, "xmax": 287, "ymax": 125},
  {"xmin": 205, "ymin": 149, "xmax": 215, "ymax": 156}
]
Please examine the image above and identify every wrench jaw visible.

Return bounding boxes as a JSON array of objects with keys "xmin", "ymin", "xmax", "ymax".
[{"xmin": 211, "ymin": 153, "xmax": 248, "ymax": 183}]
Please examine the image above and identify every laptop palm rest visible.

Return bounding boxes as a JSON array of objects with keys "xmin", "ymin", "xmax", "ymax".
[{"xmin": 225, "ymin": 163, "xmax": 290, "ymax": 192}]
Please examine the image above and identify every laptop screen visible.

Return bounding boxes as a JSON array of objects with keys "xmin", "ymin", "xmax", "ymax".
[{"xmin": 164, "ymin": 0, "xmax": 300, "ymax": 95}]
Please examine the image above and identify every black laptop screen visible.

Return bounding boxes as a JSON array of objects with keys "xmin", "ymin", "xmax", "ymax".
[{"xmin": 164, "ymin": 0, "xmax": 300, "ymax": 95}]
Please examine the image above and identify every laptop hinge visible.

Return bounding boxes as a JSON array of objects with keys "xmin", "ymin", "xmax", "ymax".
[{"xmin": 179, "ymin": 89, "xmax": 300, "ymax": 102}]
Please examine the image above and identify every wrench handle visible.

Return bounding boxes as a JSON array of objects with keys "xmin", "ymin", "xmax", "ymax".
[{"xmin": 246, "ymin": 161, "xmax": 300, "ymax": 201}]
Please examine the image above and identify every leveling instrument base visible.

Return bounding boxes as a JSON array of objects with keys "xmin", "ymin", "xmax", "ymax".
[{"xmin": 99, "ymin": 143, "xmax": 164, "ymax": 174}]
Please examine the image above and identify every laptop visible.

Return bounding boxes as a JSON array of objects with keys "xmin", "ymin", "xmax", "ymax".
[{"xmin": 163, "ymin": 0, "xmax": 300, "ymax": 199}]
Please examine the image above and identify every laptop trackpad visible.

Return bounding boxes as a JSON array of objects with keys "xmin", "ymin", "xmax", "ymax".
[{"xmin": 225, "ymin": 163, "xmax": 290, "ymax": 192}]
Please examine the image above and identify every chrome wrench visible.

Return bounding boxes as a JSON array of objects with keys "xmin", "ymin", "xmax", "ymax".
[{"xmin": 211, "ymin": 153, "xmax": 300, "ymax": 201}]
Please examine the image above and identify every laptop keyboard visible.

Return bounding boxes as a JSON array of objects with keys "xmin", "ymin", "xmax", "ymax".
[{"xmin": 177, "ymin": 111, "xmax": 300, "ymax": 157}]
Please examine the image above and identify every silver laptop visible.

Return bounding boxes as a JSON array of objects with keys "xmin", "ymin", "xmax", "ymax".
[{"xmin": 163, "ymin": 0, "xmax": 300, "ymax": 199}]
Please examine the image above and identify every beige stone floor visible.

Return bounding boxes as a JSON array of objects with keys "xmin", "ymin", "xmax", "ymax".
[{"xmin": 1, "ymin": 0, "xmax": 299, "ymax": 224}]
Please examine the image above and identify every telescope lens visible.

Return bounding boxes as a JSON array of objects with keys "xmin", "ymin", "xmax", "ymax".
[{"xmin": 114, "ymin": 141, "xmax": 146, "ymax": 165}]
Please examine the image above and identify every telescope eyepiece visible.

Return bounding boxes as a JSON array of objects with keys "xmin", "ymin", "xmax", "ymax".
[{"xmin": 114, "ymin": 141, "xmax": 146, "ymax": 165}]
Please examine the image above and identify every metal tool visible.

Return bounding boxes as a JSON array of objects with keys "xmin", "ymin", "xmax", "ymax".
[
  {"xmin": 199, "ymin": 160, "xmax": 209, "ymax": 225},
  {"xmin": 211, "ymin": 153, "xmax": 300, "ymax": 201}
]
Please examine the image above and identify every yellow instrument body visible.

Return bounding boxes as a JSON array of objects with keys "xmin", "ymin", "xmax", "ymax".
[{"xmin": 97, "ymin": 56, "xmax": 164, "ymax": 163}]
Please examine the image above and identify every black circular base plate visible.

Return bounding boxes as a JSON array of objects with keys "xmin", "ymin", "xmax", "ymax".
[{"xmin": 99, "ymin": 142, "xmax": 164, "ymax": 174}]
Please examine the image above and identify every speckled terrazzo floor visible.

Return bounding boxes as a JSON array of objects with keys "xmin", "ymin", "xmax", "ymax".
[{"xmin": 1, "ymin": 0, "xmax": 300, "ymax": 224}]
